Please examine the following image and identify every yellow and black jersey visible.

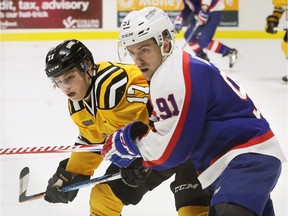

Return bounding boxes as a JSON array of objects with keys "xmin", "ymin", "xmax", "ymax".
[
  {"xmin": 273, "ymin": 0, "xmax": 287, "ymax": 9},
  {"xmin": 66, "ymin": 62, "xmax": 150, "ymax": 175},
  {"xmin": 68, "ymin": 99, "xmax": 106, "ymax": 144},
  {"xmin": 69, "ymin": 61, "xmax": 150, "ymax": 141}
]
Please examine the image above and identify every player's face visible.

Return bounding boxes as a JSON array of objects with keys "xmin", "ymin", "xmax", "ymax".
[
  {"xmin": 53, "ymin": 67, "xmax": 91, "ymax": 101},
  {"xmin": 127, "ymin": 39, "xmax": 162, "ymax": 81}
]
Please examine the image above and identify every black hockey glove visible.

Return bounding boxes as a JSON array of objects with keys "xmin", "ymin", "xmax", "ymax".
[
  {"xmin": 266, "ymin": 15, "xmax": 279, "ymax": 34},
  {"xmin": 120, "ymin": 158, "xmax": 151, "ymax": 188},
  {"xmin": 44, "ymin": 158, "xmax": 90, "ymax": 204},
  {"xmin": 266, "ymin": 7, "xmax": 284, "ymax": 34}
]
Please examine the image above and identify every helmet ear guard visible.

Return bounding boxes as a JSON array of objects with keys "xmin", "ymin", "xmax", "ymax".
[{"xmin": 79, "ymin": 62, "xmax": 89, "ymax": 74}]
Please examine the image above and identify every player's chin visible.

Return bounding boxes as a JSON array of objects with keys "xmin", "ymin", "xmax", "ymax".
[
  {"xmin": 68, "ymin": 93, "xmax": 82, "ymax": 102},
  {"xmin": 140, "ymin": 68, "xmax": 151, "ymax": 80},
  {"xmin": 144, "ymin": 74, "xmax": 153, "ymax": 81}
]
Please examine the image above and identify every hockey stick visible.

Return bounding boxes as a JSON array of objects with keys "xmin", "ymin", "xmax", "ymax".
[
  {"xmin": 182, "ymin": 22, "xmax": 200, "ymax": 49},
  {"xmin": 19, "ymin": 167, "xmax": 121, "ymax": 202},
  {"xmin": 19, "ymin": 167, "xmax": 45, "ymax": 202},
  {"xmin": 61, "ymin": 172, "xmax": 121, "ymax": 192},
  {"xmin": 274, "ymin": 27, "xmax": 287, "ymax": 31},
  {"xmin": 1, "ymin": 144, "xmax": 103, "ymax": 156}
]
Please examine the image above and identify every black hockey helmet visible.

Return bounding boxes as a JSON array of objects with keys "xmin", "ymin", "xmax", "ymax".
[{"xmin": 45, "ymin": 39, "xmax": 94, "ymax": 78}]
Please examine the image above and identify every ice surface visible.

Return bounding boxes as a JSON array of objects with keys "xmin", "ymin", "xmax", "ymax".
[{"xmin": 1, "ymin": 39, "xmax": 287, "ymax": 215}]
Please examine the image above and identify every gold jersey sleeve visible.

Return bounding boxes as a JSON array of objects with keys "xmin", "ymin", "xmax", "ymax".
[{"xmin": 66, "ymin": 62, "xmax": 150, "ymax": 175}]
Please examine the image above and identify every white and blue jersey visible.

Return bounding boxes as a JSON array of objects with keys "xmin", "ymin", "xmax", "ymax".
[{"xmin": 137, "ymin": 47, "xmax": 286, "ymax": 189}]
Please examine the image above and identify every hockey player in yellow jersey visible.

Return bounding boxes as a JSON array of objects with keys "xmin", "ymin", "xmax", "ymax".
[
  {"xmin": 266, "ymin": 0, "xmax": 288, "ymax": 82},
  {"xmin": 43, "ymin": 39, "xmax": 211, "ymax": 216}
]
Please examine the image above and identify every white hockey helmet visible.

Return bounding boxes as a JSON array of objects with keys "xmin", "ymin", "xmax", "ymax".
[{"xmin": 119, "ymin": 7, "xmax": 175, "ymax": 47}]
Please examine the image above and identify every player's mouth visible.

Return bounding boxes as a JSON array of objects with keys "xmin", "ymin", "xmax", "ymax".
[
  {"xmin": 140, "ymin": 68, "xmax": 149, "ymax": 73},
  {"xmin": 67, "ymin": 92, "xmax": 76, "ymax": 97}
]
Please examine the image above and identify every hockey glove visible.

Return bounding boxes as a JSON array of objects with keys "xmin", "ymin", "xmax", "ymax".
[
  {"xmin": 120, "ymin": 158, "xmax": 151, "ymax": 188},
  {"xmin": 44, "ymin": 158, "xmax": 90, "ymax": 204},
  {"xmin": 102, "ymin": 121, "xmax": 149, "ymax": 168},
  {"xmin": 195, "ymin": 10, "xmax": 210, "ymax": 25},
  {"xmin": 266, "ymin": 15, "xmax": 279, "ymax": 34},
  {"xmin": 174, "ymin": 15, "xmax": 183, "ymax": 33},
  {"xmin": 266, "ymin": 7, "xmax": 284, "ymax": 34}
]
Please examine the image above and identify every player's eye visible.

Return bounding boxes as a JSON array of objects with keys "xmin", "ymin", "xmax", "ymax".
[
  {"xmin": 65, "ymin": 75, "xmax": 75, "ymax": 82},
  {"xmin": 128, "ymin": 50, "xmax": 135, "ymax": 57},
  {"xmin": 54, "ymin": 80, "xmax": 62, "ymax": 85}
]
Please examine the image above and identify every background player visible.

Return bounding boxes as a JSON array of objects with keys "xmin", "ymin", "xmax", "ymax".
[
  {"xmin": 174, "ymin": 0, "xmax": 238, "ymax": 67},
  {"xmin": 44, "ymin": 39, "xmax": 211, "ymax": 215},
  {"xmin": 102, "ymin": 7, "xmax": 286, "ymax": 216},
  {"xmin": 265, "ymin": 0, "xmax": 287, "ymax": 82}
]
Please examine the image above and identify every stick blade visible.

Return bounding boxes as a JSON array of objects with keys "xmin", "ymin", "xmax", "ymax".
[
  {"xmin": 19, "ymin": 167, "xmax": 45, "ymax": 202},
  {"xmin": 19, "ymin": 167, "xmax": 30, "ymax": 202},
  {"xmin": 20, "ymin": 167, "xmax": 29, "ymax": 178}
]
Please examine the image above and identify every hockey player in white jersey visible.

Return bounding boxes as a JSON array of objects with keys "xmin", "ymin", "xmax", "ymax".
[
  {"xmin": 102, "ymin": 6, "xmax": 286, "ymax": 216},
  {"xmin": 174, "ymin": 0, "xmax": 238, "ymax": 67}
]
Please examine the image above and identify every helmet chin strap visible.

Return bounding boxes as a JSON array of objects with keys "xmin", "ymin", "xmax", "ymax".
[
  {"xmin": 80, "ymin": 62, "xmax": 93, "ymax": 79},
  {"xmin": 83, "ymin": 65, "xmax": 97, "ymax": 101},
  {"xmin": 160, "ymin": 39, "xmax": 175, "ymax": 62}
]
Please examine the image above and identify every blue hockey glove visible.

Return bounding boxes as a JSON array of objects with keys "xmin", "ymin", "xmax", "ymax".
[
  {"xmin": 195, "ymin": 10, "xmax": 210, "ymax": 25},
  {"xmin": 102, "ymin": 121, "xmax": 149, "ymax": 168},
  {"xmin": 174, "ymin": 15, "xmax": 183, "ymax": 33}
]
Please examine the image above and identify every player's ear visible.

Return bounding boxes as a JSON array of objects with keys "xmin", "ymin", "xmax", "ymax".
[
  {"xmin": 85, "ymin": 61, "xmax": 95, "ymax": 76},
  {"xmin": 88, "ymin": 64, "xmax": 94, "ymax": 76},
  {"xmin": 163, "ymin": 38, "xmax": 172, "ymax": 53}
]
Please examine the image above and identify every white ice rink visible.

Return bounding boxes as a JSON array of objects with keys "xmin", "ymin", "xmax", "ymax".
[{"xmin": 1, "ymin": 39, "xmax": 287, "ymax": 215}]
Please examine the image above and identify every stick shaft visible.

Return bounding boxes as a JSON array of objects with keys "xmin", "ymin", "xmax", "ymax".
[
  {"xmin": 61, "ymin": 172, "xmax": 121, "ymax": 192},
  {"xmin": 182, "ymin": 22, "xmax": 200, "ymax": 49},
  {"xmin": 1, "ymin": 144, "xmax": 103, "ymax": 155},
  {"xmin": 19, "ymin": 192, "xmax": 45, "ymax": 202}
]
